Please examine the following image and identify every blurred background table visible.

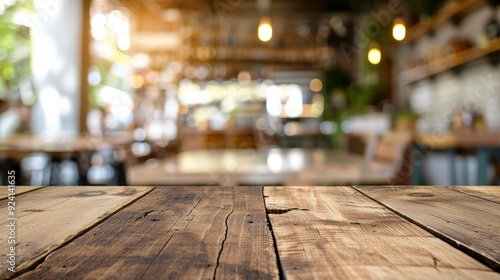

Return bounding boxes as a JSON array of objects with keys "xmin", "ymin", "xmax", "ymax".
[
  {"xmin": 127, "ymin": 148, "xmax": 390, "ymax": 186},
  {"xmin": 412, "ymin": 131, "xmax": 500, "ymax": 186},
  {"xmin": 0, "ymin": 133, "xmax": 134, "ymax": 186}
]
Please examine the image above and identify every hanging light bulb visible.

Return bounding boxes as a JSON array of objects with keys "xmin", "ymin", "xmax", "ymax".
[
  {"xmin": 258, "ymin": 17, "xmax": 273, "ymax": 42},
  {"xmin": 368, "ymin": 42, "xmax": 381, "ymax": 65},
  {"xmin": 392, "ymin": 18, "xmax": 406, "ymax": 41}
]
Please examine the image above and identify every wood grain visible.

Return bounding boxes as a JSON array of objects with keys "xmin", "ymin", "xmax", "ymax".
[
  {"xmin": 215, "ymin": 186, "xmax": 279, "ymax": 279},
  {"xmin": 0, "ymin": 186, "xmax": 45, "ymax": 200},
  {"xmin": 18, "ymin": 186, "xmax": 278, "ymax": 280},
  {"xmin": 265, "ymin": 186, "xmax": 500, "ymax": 279},
  {"xmin": 355, "ymin": 185, "xmax": 500, "ymax": 272},
  {"xmin": 0, "ymin": 186, "xmax": 153, "ymax": 279},
  {"xmin": 449, "ymin": 186, "xmax": 500, "ymax": 204}
]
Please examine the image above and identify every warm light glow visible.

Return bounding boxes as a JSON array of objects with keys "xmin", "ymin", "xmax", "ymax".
[
  {"xmin": 368, "ymin": 47, "xmax": 381, "ymax": 65},
  {"xmin": 392, "ymin": 19, "xmax": 406, "ymax": 41},
  {"xmin": 130, "ymin": 74, "xmax": 144, "ymax": 88},
  {"xmin": 258, "ymin": 19, "xmax": 273, "ymax": 42},
  {"xmin": 310, "ymin": 78, "xmax": 323, "ymax": 92},
  {"xmin": 178, "ymin": 105, "xmax": 189, "ymax": 115},
  {"xmin": 238, "ymin": 71, "xmax": 251, "ymax": 85}
]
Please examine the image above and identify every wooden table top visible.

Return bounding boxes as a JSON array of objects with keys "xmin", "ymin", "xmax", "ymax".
[
  {"xmin": 128, "ymin": 148, "xmax": 370, "ymax": 186},
  {"xmin": 1, "ymin": 185, "xmax": 499, "ymax": 279}
]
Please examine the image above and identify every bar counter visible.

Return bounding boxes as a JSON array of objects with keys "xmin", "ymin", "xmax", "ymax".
[{"xmin": 1, "ymin": 185, "xmax": 499, "ymax": 279}]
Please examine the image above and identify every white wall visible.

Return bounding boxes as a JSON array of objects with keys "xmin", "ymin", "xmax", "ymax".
[{"xmin": 31, "ymin": 0, "xmax": 82, "ymax": 136}]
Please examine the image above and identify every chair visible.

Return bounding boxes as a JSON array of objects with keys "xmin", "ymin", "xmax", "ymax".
[{"xmin": 287, "ymin": 131, "xmax": 413, "ymax": 186}]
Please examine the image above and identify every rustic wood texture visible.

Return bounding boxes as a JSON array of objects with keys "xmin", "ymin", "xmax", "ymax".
[
  {"xmin": 0, "ymin": 186, "xmax": 153, "ymax": 279},
  {"xmin": 449, "ymin": 186, "xmax": 500, "ymax": 203},
  {"xmin": 18, "ymin": 186, "xmax": 278, "ymax": 280},
  {"xmin": 0, "ymin": 186, "xmax": 45, "ymax": 200},
  {"xmin": 265, "ymin": 186, "xmax": 499, "ymax": 279},
  {"xmin": 355, "ymin": 185, "xmax": 500, "ymax": 271}
]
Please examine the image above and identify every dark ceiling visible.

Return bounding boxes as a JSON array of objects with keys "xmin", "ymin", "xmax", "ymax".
[{"xmin": 116, "ymin": 0, "xmax": 451, "ymax": 31}]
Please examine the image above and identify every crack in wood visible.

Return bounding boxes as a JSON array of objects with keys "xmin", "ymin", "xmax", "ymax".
[
  {"xmin": 134, "ymin": 210, "xmax": 153, "ymax": 221},
  {"xmin": 267, "ymin": 207, "xmax": 306, "ymax": 214},
  {"xmin": 185, "ymin": 188, "xmax": 207, "ymax": 217},
  {"xmin": 213, "ymin": 209, "xmax": 234, "ymax": 280}
]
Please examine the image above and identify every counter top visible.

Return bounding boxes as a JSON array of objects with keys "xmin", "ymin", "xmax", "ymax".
[{"xmin": 1, "ymin": 185, "xmax": 499, "ymax": 279}]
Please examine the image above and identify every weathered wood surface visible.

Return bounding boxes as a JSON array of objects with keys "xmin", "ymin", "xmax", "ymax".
[
  {"xmin": 449, "ymin": 186, "xmax": 500, "ymax": 204},
  {"xmin": 0, "ymin": 186, "xmax": 45, "ymax": 200},
  {"xmin": 355, "ymin": 185, "xmax": 500, "ymax": 271},
  {"xmin": 265, "ymin": 186, "xmax": 499, "ymax": 279},
  {"xmin": 18, "ymin": 186, "xmax": 278, "ymax": 280},
  {"xmin": 0, "ymin": 186, "xmax": 153, "ymax": 279}
]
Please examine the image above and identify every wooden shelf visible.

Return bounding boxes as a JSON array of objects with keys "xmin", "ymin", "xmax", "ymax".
[
  {"xmin": 406, "ymin": 0, "xmax": 485, "ymax": 43},
  {"xmin": 401, "ymin": 37, "xmax": 500, "ymax": 85}
]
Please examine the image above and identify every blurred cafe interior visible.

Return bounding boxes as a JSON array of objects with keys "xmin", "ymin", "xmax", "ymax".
[{"xmin": 1, "ymin": 0, "xmax": 500, "ymax": 187}]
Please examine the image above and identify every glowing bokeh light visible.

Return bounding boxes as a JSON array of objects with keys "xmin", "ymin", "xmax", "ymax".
[
  {"xmin": 392, "ymin": 18, "xmax": 406, "ymax": 41},
  {"xmin": 258, "ymin": 20, "xmax": 273, "ymax": 42},
  {"xmin": 368, "ymin": 47, "xmax": 381, "ymax": 65},
  {"xmin": 309, "ymin": 78, "xmax": 323, "ymax": 92}
]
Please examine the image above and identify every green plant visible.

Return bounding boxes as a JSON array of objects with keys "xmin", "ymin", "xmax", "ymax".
[
  {"xmin": 393, "ymin": 109, "xmax": 419, "ymax": 121},
  {"xmin": 0, "ymin": 1, "xmax": 33, "ymax": 101}
]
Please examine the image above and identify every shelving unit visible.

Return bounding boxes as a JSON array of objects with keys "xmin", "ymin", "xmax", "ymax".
[
  {"xmin": 406, "ymin": 0, "xmax": 485, "ymax": 43},
  {"xmin": 401, "ymin": 37, "xmax": 500, "ymax": 85}
]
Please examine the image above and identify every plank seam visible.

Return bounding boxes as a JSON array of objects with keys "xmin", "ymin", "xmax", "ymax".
[
  {"xmin": 351, "ymin": 185, "xmax": 500, "ymax": 273},
  {"xmin": 5, "ymin": 186, "xmax": 156, "ymax": 280},
  {"xmin": 0, "ymin": 186, "xmax": 47, "ymax": 201},
  {"xmin": 263, "ymin": 187, "xmax": 286, "ymax": 280},
  {"xmin": 446, "ymin": 186, "xmax": 500, "ymax": 205}
]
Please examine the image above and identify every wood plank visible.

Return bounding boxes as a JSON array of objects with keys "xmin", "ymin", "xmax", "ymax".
[
  {"xmin": 18, "ymin": 186, "xmax": 279, "ymax": 280},
  {"xmin": 449, "ymin": 186, "xmax": 500, "ymax": 204},
  {"xmin": 0, "ymin": 186, "xmax": 45, "ymax": 200},
  {"xmin": 0, "ymin": 186, "xmax": 153, "ymax": 279},
  {"xmin": 265, "ymin": 186, "xmax": 500, "ymax": 279},
  {"xmin": 355, "ymin": 185, "xmax": 500, "ymax": 272},
  {"xmin": 216, "ymin": 187, "xmax": 279, "ymax": 279}
]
